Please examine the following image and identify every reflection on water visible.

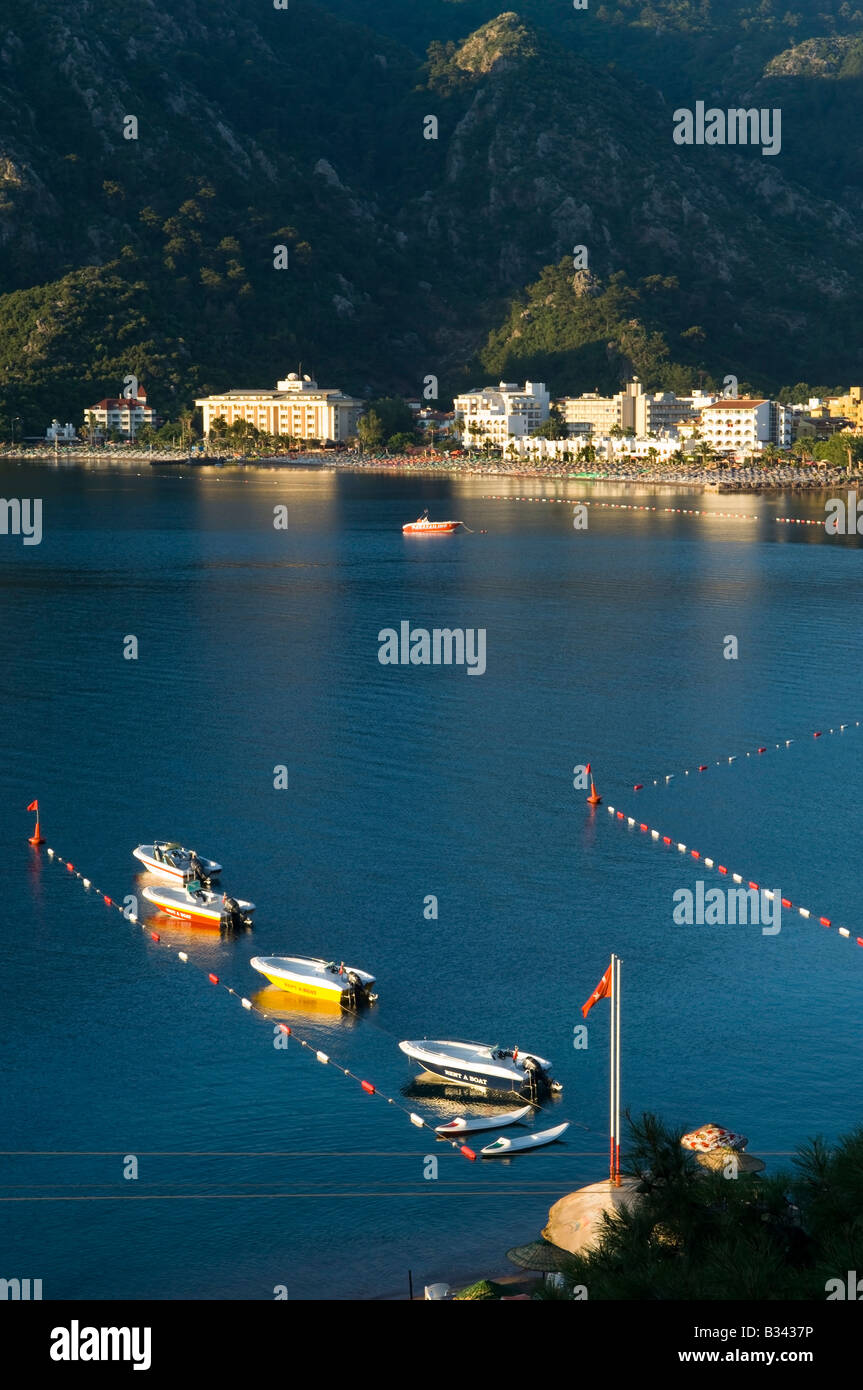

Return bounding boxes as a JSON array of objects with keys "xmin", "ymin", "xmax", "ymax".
[{"xmin": 4, "ymin": 461, "xmax": 863, "ymax": 1299}]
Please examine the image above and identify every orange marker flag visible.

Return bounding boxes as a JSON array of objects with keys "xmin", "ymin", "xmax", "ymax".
[
  {"xmin": 27, "ymin": 800, "xmax": 38, "ymax": 812},
  {"xmin": 582, "ymin": 963, "xmax": 613, "ymax": 1018}
]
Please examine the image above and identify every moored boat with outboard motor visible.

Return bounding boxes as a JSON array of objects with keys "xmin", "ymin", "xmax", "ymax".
[
  {"xmin": 399, "ymin": 1040, "xmax": 561, "ymax": 1097},
  {"xmin": 133, "ymin": 842, "xmax": 221, "ymax": 885},
  {"xmin": 402, "ymin": 510, "xmax": 462, "ymax": 535},
  {"xmin": 250, "ymin": 955, "xmax": 376, "ymax": 1006},
  {"xmin": 142, "ymin": 882, "xmax": 253, "ymax": 930}
]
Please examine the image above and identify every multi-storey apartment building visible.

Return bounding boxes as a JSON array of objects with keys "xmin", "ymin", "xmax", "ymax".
[
  {"xmin": 196, "ymin": 373, "xmax": 364, "ymax": 442},
  {"xmin": 825, "ymin": 387, "xmax": 863, "ymax": 430},
  {"xmin": 558, "ymin": 378, "xmax": 715, "ymax": 438},
  {"xmin": 699, "ymin": 399, "xmax": 792, "ymax": 452},
  {"xmin": 453, "ymin": 381, "xmax": 550, "ymax": 444},
  {"xmin": 84, "ymin": 387, "xmax": 158, "ymax": 439}
]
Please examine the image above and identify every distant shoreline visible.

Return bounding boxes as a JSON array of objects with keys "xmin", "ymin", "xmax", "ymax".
[{"xmin": 5, "ymin": 447, "xmax": 860, "ymax": 494}]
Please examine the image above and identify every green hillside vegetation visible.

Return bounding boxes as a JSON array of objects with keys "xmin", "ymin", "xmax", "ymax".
[
  {"xmin": 0, "ymin": 2, "xmax": 862, "ymax": 431},
  {"xmin": 542, "ymin": 1113, "xmax": 863, "ymax": 1301}
]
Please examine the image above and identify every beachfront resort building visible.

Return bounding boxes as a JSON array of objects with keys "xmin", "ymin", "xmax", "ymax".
[
  {"xmin": 84, "ymin": 387, "xmax": 159, "ymax": 439},
  {"xmin": 196, "ymin": 373, "xmax": 364, "ymax": 442},
  {"xmin": 698, "ymin": 399, "xmax": 792, "ymax": 453},
  {"xmin": 825, "ymin": 387, "xmax": 863, "ymax": 430},
  {"xmin": 557, "ymin": 378, "xmax": 716, "ymax": 438},
  {"xmin": 454, "ymin": 381, "xmax": 550, "ymax": 445},
  {"xmin": 509, "ymin": 433, "xmax": 683, "ymax": 463}
]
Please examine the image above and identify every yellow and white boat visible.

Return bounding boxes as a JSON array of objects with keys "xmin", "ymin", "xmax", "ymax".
[{"xmin": 250, "ymin": 955, "xmax": 376, "ymax": 1007}]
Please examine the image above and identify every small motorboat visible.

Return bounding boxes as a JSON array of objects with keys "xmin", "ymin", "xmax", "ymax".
[
  {"xmin": 399, "ymin": 1040, "xmax": 561, "ymax": 1097},
  {"xmin": 434, "ymin": 1105, "xmax": 532, "ymax": 1135},
  {"xmin": 402, "ymin": 510, "xmax": 462, "ymax": 535},
  {"xmin": 142, "ymin": 883, "xmax": 253, "ymax": 930},
  {"xmin": 250, "ymin": 955, "xmax": 376, "ymax": 1007},
  {"xmin": 481, "ymin": 1122, "xmax": 570, "ymax": 1158},
  {"xmin": 133, "ymin": 842, "xmax": 221, "ymax": 884}
]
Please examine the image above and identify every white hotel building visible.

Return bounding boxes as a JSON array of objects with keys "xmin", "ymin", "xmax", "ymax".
[
  {"xmin": 699, "ymin": 399, "xmax": 792, "ymax": 453},
  {"xmin": 196, "ymin": 373, "xmax": 363, "ymax": 442},
  {"xmin": 454, "ymin": 381, "xmax": 550, "ymax": 444}
]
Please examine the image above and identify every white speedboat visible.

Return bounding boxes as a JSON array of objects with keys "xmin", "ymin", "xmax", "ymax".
[
  {"xmin": 250, "ymin": 955, "xmax": 376, "ymax": 1006},
  {"xmin": 399, "ymin": 1040, "xmax": 561, "ymax": 1097},
  {"xmin": 142, "ymin": 883, "xmax": 253, "ymax": 929},
  {"xmin": 434, "ymin": 1105, "xmax": 532, "ymax": 1135},
  {"xmin": 133, "ymin": 842, "xmax": 221, "ymax": 883},
  {"xmin": 481, "ymin": 1122, "xmax": 570, "ymax": 1157}
]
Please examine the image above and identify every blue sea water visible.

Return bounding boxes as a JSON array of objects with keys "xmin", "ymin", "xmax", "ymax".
[{"xmin": 2, "ymin": 459, "xmax": 862, "ymax": 1299}]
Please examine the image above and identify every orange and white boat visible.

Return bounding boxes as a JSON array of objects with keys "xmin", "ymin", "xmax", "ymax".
[
  {"xmin": 402, "ymin": 510, "xmax": 462, "ymax": 535},
  {"xmin": 142, "ymin": 883, "xmax": 254, "ymax": 930}
]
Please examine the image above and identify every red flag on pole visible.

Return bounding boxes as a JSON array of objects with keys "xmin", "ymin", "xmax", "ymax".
[
  {"xmin": 582, "ymin": 963, "xmax": 613, "ymax": 1018},
  {"xmin": 27, "ymin": 800, "xmax": 38, "ymax": 812}
]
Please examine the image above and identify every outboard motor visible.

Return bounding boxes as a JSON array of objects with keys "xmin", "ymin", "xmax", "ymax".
[
  {"xmin": 521, "ymin": 1055, "xmax": 550, "ymax": 1099},
  {"xmin": 344, "ymin": 970, "xmax": 367, "ymax": 1011},
  {"xmin": 219, "ymin": 897, "xmax": 252, "ymax": 934},
  {"xmin": 187, "ymin": 853, "xmax": 211, "ymax": 888}
]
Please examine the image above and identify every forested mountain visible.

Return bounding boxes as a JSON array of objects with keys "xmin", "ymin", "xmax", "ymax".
[{"xmin": 0, "ymin": 0, "xmax": 860, "ymax": 429}]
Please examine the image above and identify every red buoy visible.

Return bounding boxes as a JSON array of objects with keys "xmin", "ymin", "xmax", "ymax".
[
  {"xmin": 585, "ymin": 762, "xmax": 602, "ymax": 806},
  {"xmin": 27, "ymin": 798, "xmax": 45, "ymax": 846},
  {"xmin": 460, "ymin": 1145, "xmax": 477, "ymax": 1161},
  {"xmin": 208, "ymin": 973, "xmax": 219, "ymax": 984},
  {"xmin": 361, "ymin": 1080, "xmax": 375, "ymax": 1095}
]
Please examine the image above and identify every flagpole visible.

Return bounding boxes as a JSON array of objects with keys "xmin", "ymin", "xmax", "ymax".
[
  {"xmin": 615, "ymin": 955, "xmax": 622, "ymax": 1185},
  {"xmin": 609, "ymin": 952, "xmax": 616, "ymax": 1184}
]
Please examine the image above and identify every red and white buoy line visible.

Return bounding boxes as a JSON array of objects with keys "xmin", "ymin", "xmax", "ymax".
[
  {"xmin": 630, "ymin": 720, "xmax": 860, "ymax": 791},
  {"xmin": 36, "ymin": 844, "xmax": 480, "ymax": 1161},
  {"xmin": 480, "ymin": 495, "xmax": 837, "ymax": 530},
  {"xmin": 603, "ymin": 803, "xmax": 863, "ymax": 952},
  {"xmin": 480, "ymin": 495, "xmax": 761, "ymax": 521}
]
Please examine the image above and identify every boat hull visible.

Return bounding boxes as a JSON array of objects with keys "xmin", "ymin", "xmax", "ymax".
[
  {"xmin": 402, "ymin": 522, "xmax": 460, "ymax": 534},
  {"xmin": 142, "ymin": 886, "xmax": 254, "ymax": 925},
  {"xmin": 250, "ymin": 956, "xmax": 375, "ymax": 1003},
  {"xmin": 133, "ymin": 845, "xmax": 221, "ymax": 882},
  {"xmin": 400, "ymin": 1040, "xmax": 556, "ymax": 1095},
  {"xmin": 411, "ymin": 1058, "xmax": 524, "ymax": 1093},
  {"xmin": 480, "ymin": 1122, "xmax": 570, "ymax": 1157}
]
